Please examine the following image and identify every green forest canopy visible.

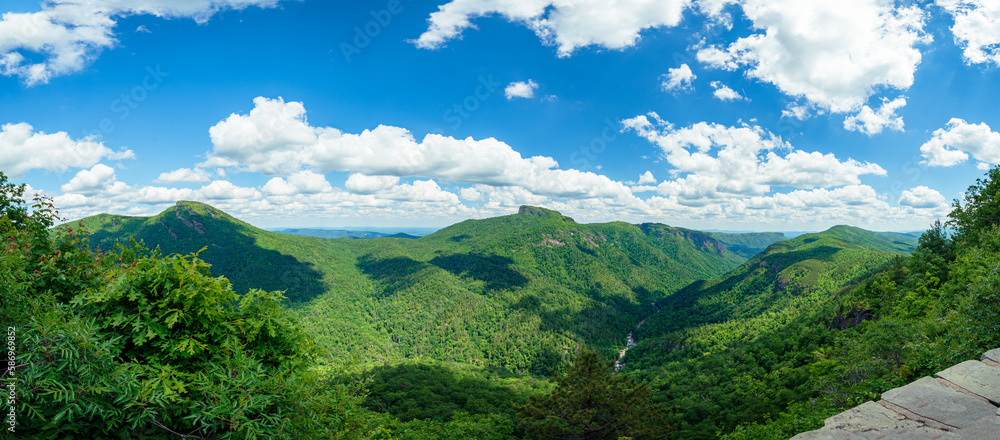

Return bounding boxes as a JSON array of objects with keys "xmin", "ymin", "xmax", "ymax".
[{"xmin": 6, "ymin": 166, "xmax": 1000, "ymax": 439}]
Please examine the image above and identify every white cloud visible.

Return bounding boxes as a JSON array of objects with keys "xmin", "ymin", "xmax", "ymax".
[
  {"xmin": 413, "ymin": 0, "xmax": 691, "ymax": 57},
  {"xmin": 344, "ymin": 173, "xmax": 400, "ymax": 194},
  {"xmin": 262, "ymin": 171, "xmax": 333, "ymax": 196},
  {"xmin": 53, "ymin": 193, "xmax": 91, "ymax": 208},
  {"xmin": 155, "ymin": 167, "xmax": 211, "ymax": 183},
  {"xmin": 623, "ymin": 113, "xmax": 886, "ymax": 206},
  {"xmin": 920, "ymin": 118, "xmax": 1000, "ymax": 167},
  {"xmin": 899, "ymin": 186, "xmax": 948, "ymax": 209},
  {"xmin": 284, "ymin": 170, "xmax": 333, "ymax": 194},
  {"xmin": 505, "ymin": 80, "xmax": 539, "ymax": 100},
  {"xmin": 781, "ymin": 104, "xmax": 813, "ymax": 120},
  {"xmin": 134, "ymin": 186, "xmax": 195, "ymax": 204},
  {"xmin": 381, "ymin": 180, "xmax": 461, "ymax": 203},
  {"xmin": 0, "ymin": 0, "xmax": 284, "ymax": 85},
  {"xmin": 661, "ymin": 64, "xmax": 696, "ymax": 92},
  {"xmin": 709, "ymin": 81, "xmax": 744, "ymax": 101},
  {"xmin": 696, "ymin": 0, "xmax": 930, "ymax": 113},
  {"xmin": 638, "ymin": 171, "xmax": 656, "ymax": 184},
  {"xmin": 459, "ymin": 186, "xmax": 483, "ymax": 201},
  {"xmin": 60, "ymin": 164, "xmax": 117, "ymax": 194},
  {"xmin": 0, "ymin": 122, "xmax": 134, "ymax": 178},
  {"xmin": 938, "ymin": 0, "xmax": 1000, "ymax": 66},
  {"xmin": 196, "ymin": 180, "xmax": 262, "ymax": 201},
  {"xmin": 202, "ymin": 97, "xmax": 634, "ymax": 201},
  {"xmin": 462, "ymin": 184, "xmax": 548, "ymax": 208},
  {"xmin": 843, "ymin": 97, "xmax": 906, "ymax": 136}
]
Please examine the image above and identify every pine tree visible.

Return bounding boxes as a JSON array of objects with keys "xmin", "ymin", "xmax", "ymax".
[{"xmin": 516, "ymin": 349, "xmax": 671, "ymax": 440}]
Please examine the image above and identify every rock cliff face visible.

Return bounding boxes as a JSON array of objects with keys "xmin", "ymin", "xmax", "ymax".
[
  {"xmin": 638, "ymin": 223, "xmax": 727, "ymax": 256},
  {"xmin": 792, "ymin": 347, "xmax": 1000, "ymax": 439}
]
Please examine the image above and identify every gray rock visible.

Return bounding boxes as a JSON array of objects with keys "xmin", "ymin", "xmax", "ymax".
[
  {"xmin": 983, "ymin": 348, "xmax": 1000, "ymax": 365},
  {"xmin": 824, "ymin": 401, "xmax": 912, "ymax": 430},
  {"xmin": 955, "ymin": 416, "xmax": 1000, "ymax": 440},
  {"xmin": 936, "ymin": 360, "xmax": 1000, "ymax": 405},
  {"xmin": 787, "ymin": 402, "xmax": 956, "ymax": 440},
  {"xmin": 882, "ymin": 377, "xmax": 997, "ymax": 430}
]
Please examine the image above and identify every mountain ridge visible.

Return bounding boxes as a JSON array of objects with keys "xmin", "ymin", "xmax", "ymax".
[
  {"xmin": 619, "ymin": 224, "xmax": 919, "ymax": 438},
  {"xmin": 68, "ymin": 201, "xmax": 767, "ymax": 372}
]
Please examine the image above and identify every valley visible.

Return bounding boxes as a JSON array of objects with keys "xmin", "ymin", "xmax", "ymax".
[
  {"xmin": 12, "ymin": 167, "xmax": 1000, "ymax": 440},
  {"xmin": 74, "ymin": 202, "xmax": 778, "ymax": 372},
  {"xmin": 63, "ymin": 197, "xmax": 942, "ymax": 439}
]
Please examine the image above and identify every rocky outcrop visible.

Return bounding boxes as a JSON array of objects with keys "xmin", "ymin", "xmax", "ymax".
[
  {"xmin": 639, "ymin": 224, "xmax": 727, "ymax": 256},
  {"xmin": 791, "ymin": 347, "xmax": 1000, "ymax": 439}
]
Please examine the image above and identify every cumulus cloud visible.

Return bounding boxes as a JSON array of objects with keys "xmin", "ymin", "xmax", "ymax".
[
  {"xmin": 195, "ymin": 180, "xmax": 262, "ymax": 201},
  {"xmin": 623, "ymin": 112, "xmax": 886, "ymax": 206},
  {"xmin": 696, "ymin": 0, "xmax": 930, "ymax": 113},
  {"xmin": 381, "ymin": 180, "xmax": 461, "ymax": 203},
  {"xmin": 461, "ymin": 184, "xmax": 548, "ymax": 208},
  {"xmin": 60, "ymin": 164, "xmax": 117, "ymax": 194},
  {"xmin": 899, "ymin": 186, "xmax": 948, "ymax": 209},
  {"xmin": 413, "ymin": 0, "xmax": 690, "ymax": 57},
  {"xmin": 0, "ymin": 122, "xmax": 134, "ymax": 178},
  {"xmin": 920, "ymin": 118, "xmax": 1000, "ymax": 167},
  {"xmin": 661, "ymin": 64, "xmax": 696, "ymax": 92},
  {"xmin": 709, "ymin": 81, "xmax": 744, "ymax": 101},
  {"xmin": 262, "ymin": 171, "xmax": 333, "ymax": 196},
  {"xmin": 344, "ymin": 173, "xmax": 401, "ymax": 194},
  {"xmin": 202, "ymin": 97, "xmax": 635, "ymax": 201},
  {"xmin": 155, "ymin": 167, "xmax": 211, "ymax": 183},
  {"xmin": 505, "ymin": 80, "xmax": 539, "ymax": 100},
  {"xmin": 0, "ymin": 0, "xmax": 284, "ymax": 85},
  {"xmin": 938, "ymin": 0, "xmax": 1000, "ymax": 66},
  {"xmin": 844, "ymin": 97, "xmax": 906, "ymax": 136}
]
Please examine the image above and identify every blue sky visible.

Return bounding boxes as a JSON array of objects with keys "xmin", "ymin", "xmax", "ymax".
[{"xmin": 1, "ymin": 0, "xmax": 998, "ymax": 231}]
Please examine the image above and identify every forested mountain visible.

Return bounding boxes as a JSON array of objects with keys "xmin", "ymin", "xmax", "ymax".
[
  {"xmin": 620, "ymin": 226, "xmax": 918, "ymax": 439},
  {"xmin": 34, "ymin": 172, "xmax": 999, "ymax": 440},
  {"xmin": 74, "ymin": 202, "xmax": 752, "ymax": 373}
]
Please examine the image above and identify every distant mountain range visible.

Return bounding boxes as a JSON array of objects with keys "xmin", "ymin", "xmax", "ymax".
[
  {"xmin": 267, "ymin": 227, "xmax": 439, "ymax": 239},
  {"xmin": 70, "ymin": 201, "xmax": 787, "ymax": 372},
  {"xmin": 269, "ymin": 228, "xmax": 422, "ymax": 239},
  {"xmin": 67, "ymin": 201, "xmax": 924, "ymax": 437}
]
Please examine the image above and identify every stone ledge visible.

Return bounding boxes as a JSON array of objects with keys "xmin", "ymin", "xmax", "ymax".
[
  {"xmin": 936, "ymin": 360, "xmax": 1000, "ymax": 405},
  {"xmin": 790, "ymin": 347, "xmax": 1000, "ymax": 439}
]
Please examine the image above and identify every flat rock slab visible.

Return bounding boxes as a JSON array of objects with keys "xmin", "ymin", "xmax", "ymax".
[
  {"xmin": 882, "ymin": 377, "xmax": 997, "ymax": 430},
  {"xmin": 983, "ymin": 349, "xmax": 1000, "ymax": 365},
  {"xmin": 789, "ymin": 402, "xmax": 956, "ymax": 440},
  {"xmin": 954, "ymin": 416, "xmax": 1000, "ymax": 440},
  {"xmin": 825, "ymin": 401, "xmax": 919, "ymax": 431},
  {"xmin": 936, "ymin": 360, "xmax": 1000, "ymax": 405}
]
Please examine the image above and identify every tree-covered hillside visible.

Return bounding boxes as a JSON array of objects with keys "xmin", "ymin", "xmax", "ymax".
[
  {"xmin": 73, "ymin": 202, "xmax": 749, "ymax": 373},
  {"xmin": 16, "ymin": 165, "xmax": 1000, "ymax": 440},
  {"xmin": 620, "ymin": 226, "xmax": 918, "ymax": 439},
  {"xmin": 725, "ymin": 167, "xmax": 1000, "ymax": 440}
]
